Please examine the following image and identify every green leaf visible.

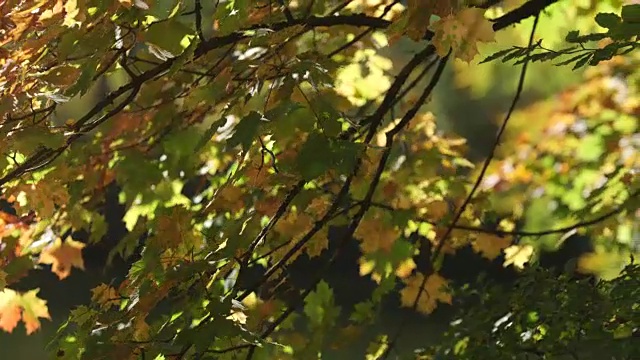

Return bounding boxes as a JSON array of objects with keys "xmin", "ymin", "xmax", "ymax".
[
  {"xmin": 303, "ymin": 280, "xmax": 339, "ymax": 328},
  {"xmin": 573, "ymin": 54, "xmax": 594, "ymax": 69},
  {"xmin": 480, "ymin": 47, "xmax": 518, "ymax": 64},
  {"xmin": 621, "ymin": 4, "xmax": 640, "ymax": 23},
  {"xmin": 163, "ymin": 127, "xmax": 201, "ymax": 157},
  {"xmin": 295, "ymin": 134, "xmax": 333, "ymax": 180},
  {"xmin": 143, "ymin": 20, "xmax": 195, "ymax": 56},
  {"xmin": 3, "ymin": 256, "xmax": 34, "ymax": 283},
  {"xmin": 575, "ymin": 134, "xmax": 604, "ymax": 162},
  {"xmin": 11, "ymin": 127, "xmax": 66, "ymax": 154},
  {"xmin": 595, "ymin": 13, "xmax": 621, "ymax": 30},
  {"xmin": 565, "ymin": 30, "xmax": 580, "ymax": 43},
  {"xmin": 612, "ymin": 115, "xmax": 637, "ymax": 134},
  {"xmin": 227, "ymin": 111, "xmax": 265, "ymax": 151}
]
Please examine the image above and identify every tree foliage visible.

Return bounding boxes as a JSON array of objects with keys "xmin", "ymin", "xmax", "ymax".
[{"xmin": 0, "ymin": 0, "xmax": 638, "ymax": 359}]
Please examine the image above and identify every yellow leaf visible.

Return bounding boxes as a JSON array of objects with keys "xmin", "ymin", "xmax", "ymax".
[
  {"xmin": 354, "ymin": 216, "xmax": 400, "ymax": 254},
  {"xmin": 274, "ymin": 212, "xmax": 314, "ymax": 243},
  {"xmin": 472, "ymin": 234, "xmax": 513, "ymax": 260},
  {"xmin": 503, "ymin": 244, "xmax": 534, "ymax": 269},
  {"xmin": 226, "ymin": 310, "xmax": 248, "ymax": 325},
  {"xmin": 38, "ymin": 0, "xmax": 64, "ymax": 22},
  {"xmin": 424, "ymin": 200, "xmax": 449, "ymax": 221},
  {"xmin": 395, "ymin": 258, "xmax": 417, "ymax": 279},
  {"xmin": 63, "ymin": 0, "xmax": 84, "ymax": 28},
  {"xmin": 38, "ymin": 237, "xmax": 85, "ymax": 280},
  {"xmin": 359, "ymin": 258, "xmax": 376, "ymax": 277},
  {"xmin": 431, "ymin": 7, "xmax": 496, "ymax": 62}
]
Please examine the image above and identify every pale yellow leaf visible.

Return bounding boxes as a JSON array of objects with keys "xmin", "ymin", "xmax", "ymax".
[{"xmin": 503, "ymin": 244, "xmax": 534, "ymax": 269}]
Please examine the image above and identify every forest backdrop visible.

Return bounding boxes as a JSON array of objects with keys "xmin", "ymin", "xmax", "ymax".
[{"xmin": 0, "ymin": 0, "xmax": 638, "ymax": 359}]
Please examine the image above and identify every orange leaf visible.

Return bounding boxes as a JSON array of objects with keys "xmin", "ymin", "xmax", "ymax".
[
  {"xmin": 0, "ymin": 288, "xmax": 50, "ymax": 334},
  {"xmin": 400, "ymin": 272, "xmax": 451, "ymax": 314},
  {"xmin": 38, "ymin": 237, "xmax": 85, "ymax": 280},
  {"xmin": 0, "ymin": 289, "xmax": 22, "ymax": 333}
]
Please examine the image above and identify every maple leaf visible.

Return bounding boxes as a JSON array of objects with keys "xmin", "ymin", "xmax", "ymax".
[
  {"xmin": 207, "ymin": 185, "xmax": 245, "ymax": 214},
  {"xmin": 0, "ymin": 288, "xmax": 50, "ymax": 334},
  {"xmin": 405, "ymin": 0, "xmax": 457, "ymax": 41},
  {"xmin": 395, "ymin": 258, "xmax": 417, "ymax": 279},
  {"xmin": 503, "ymin": 244, "xmax": 534, "ymax": 269},
  {"xmin": 431, "ymin": 7, "xmax": 496, "ymax": 62},
  {"xmin": 254, "ymin": 196, "xmax": 280, "ymax": 217},
  {"xmin": 274, "ymin": 212, "xmax": 314, "ymax": 243},
  {"xmin": 226, "ymin": 310, "xmax": 248, "ymax": 325},
  {"xmin": 307, "ymin": 196, "xmax": 331, "ymax": 218},
  {"xmin": 152, "ymin": 206, "xmax": 199, "ymax": 250},
  {"xmin": 0, "ymin": 289, "xmax": 22, "ymax": 333},
  {"xmin": 38, "ymin": 237, "xmax": 85, "ymax": 280},
  {"xmin": 20, "ymin": 289, "xmax": 51, "ymax": 335},
  {"xmin": 424, "ymin": 200, "xmax": 450, "ymax": 221},
  {"xmin": 400, "ymin": 272, "xmax": 452, "ymax": 315},
  {"xmin": 472, "ymin": 234, "xmax": 513, "ymax": 260},
  {"xmin": 354, "ymin": 213, "xmax": 400, "ymax": 254},
  {"xmin": 307, "ymin": 226, "xmax": 329, "ymax": 258},
  {"xmin": 91, "ymin": 284, "xmax": 120, "ymax": 309}
]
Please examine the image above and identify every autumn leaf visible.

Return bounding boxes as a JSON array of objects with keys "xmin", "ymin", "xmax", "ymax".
[
  {"xmin": 207, "ymin": 185, "xmax": 246, "ymax": 214},
  {"xmin": 307, "ymin": 196, "xmax": 332, "ymax": 218},
  {"xmin": 0, "ymin": 289, "xmax": 22, "ymax": 333},
  {"xmin": 400, "ymin": 272, "xmax": 452, "ymax": 314},
  {"xmin": 424, "ymin": 200, "xmax": 450, "ymax": 221},
  {"xmin": 254, "ymin": 196, "xmax": 281, "ymax": 217},
  {"xmin": 503, "ymin": 244, "xmax": 534, "ymax": 269},
  {"xmin": 132, "ymin": 317, "xmax": 151, "ymax": 341},
  {"xmin": 274, "ymin": 211, "xmax": 314, "ymax": 243},
  {"xmin": 0, "ymin": 288, "xmax": 50, "ymax": 334},
  {"xmin": 354, "ymin": 212, "xmax": 401, "ymax": 254},
  {"xmin": 307, "ymin": 226, "xmax": 329, "ymax": 258},
  {"xmin": 91, "ymin": 284, "xmax": 120, "ymax": 309},
  {"xmin": 20, "ymin": 289, "xmax": 51, "ymax": 335},
  {"xmin": 431, "ymin": 7, "xmax": 496, "ymax": 62},
  {"xmin": 226, "ymin": 310, "xmax": 248, "ymax": 325},
  {"xmin": 404, "ymin": 0, "xmax": 457, "ymax": 42},
  {"xmin": 472, "ymin": 234, "xmax": 513, "ymax": 260},
  {"xmin": 38, "ymin": 237, "xmax": 85, "ymax": 280},
  {"xmin": 395, "ymin": 258, "xmax": 417, "ymax": 279},
  {"xmin": 151, "ymin": 206, "xmax": 200, "ymax": 250}
]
